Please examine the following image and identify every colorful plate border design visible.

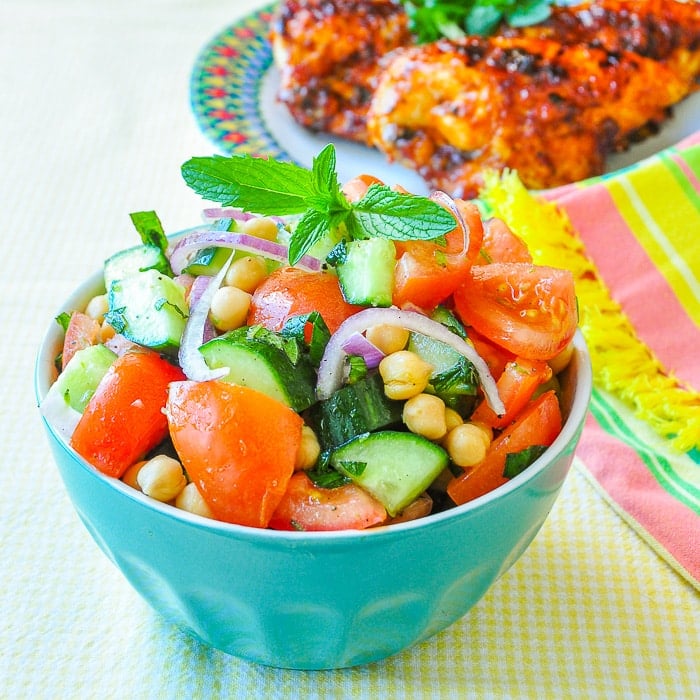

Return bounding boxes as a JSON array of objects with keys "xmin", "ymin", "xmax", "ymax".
[{"xmin": 190, "ymin": 4, "xmax": 292, "ymax": 162}]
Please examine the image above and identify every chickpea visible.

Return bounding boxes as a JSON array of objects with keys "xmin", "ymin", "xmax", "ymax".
[
  {"xmin": 469, "ymin": 420, "xmax": 493, "ymax": 447},
  {"xmin": 444, "ymin": 407, "xmax": 463, "ymax": 433},
  {"xmin": 548, "ymin": 341, "xmax": 575, "ymax": 375},
  {"xmin": 84, "ymin": 293, "xmax": 109, "ymax": 322},
  {"xmin": 175, "ymin": 482, "xmax": 214, "ymax": 519},
  {"xmin": 122, "ymin": 460, "xmax": 147, "ymax": 490},
  {"xmin": 210, "ymin": 285, "xmax": 252, "ymax": 332},
  {"xmin": 295, "ymin": 425, "xmax": 321, "ymax": 470},
  {"xmin": 100, "ymin": 319, "xmax": 116, "ymax": 343},
  {"xmin": 224, "ymin": 255, "xmax": 268, "ymax": 293},
  {"xmin": 241, "ymin": 216, "xmax": 279, "ymax": 241},
  {"xmin": 136, "ymin": 455, "xmax": 187, "ymax": 502},
  {"xmin": 378, "ymin": 351, "xmax": 433, "ymax": 400},
  {"xmin": 402, "ymin": 393, "xmax": 447, "ymax": 441},
  {"xmin": 444, "ymin": 422, "xmax": 490, "ymax": 468},
  {"xmin": 365, "ymin": 324, "xmax": 410, "ymax": 355}
]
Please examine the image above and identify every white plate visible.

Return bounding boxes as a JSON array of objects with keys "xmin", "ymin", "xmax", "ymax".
[{"xmin": 190, "ymin": 6, "xmax": 700, "ymax": 194}]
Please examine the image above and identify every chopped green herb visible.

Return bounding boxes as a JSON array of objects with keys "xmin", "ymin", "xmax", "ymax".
[
  {"xmin": 345, "ymin": 355, "xmax": 369, "ymax": 385},
  {"xmin": 336, "ymin": 460, "xmax": 367, "ymax": 478},
  {"xmin": 503, "ymin": 444, "xmax": 548, "ymax": 479},
  {"xmin": 281, "ymin": 311, "xmax": 331, "ymax": 366},
  {"xmin": 129, "ymin": 211, "xmax": 169, "ymax": 252},
  {"xmin": 55, "ymin": 312, "xmax": 72, "ymax": 333}
]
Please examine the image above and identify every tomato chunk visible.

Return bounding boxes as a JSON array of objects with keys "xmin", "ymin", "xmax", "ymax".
[
  {"xmin": 62, "ymin": 311, "xmax": 101, "ymax": 370},
  {"xmin": 477, "ymin": 217, "xmax": 532, "ymax": 264},
  {"xmin": 447, "ymin": 390, "xmax": 562, "ymax": 506},
  {"xmin": 269, "ymin": 472, "xmax": 387, "ymax": 531},
  {"xmin": 166, "ymin": 381, "xmax": 303, "ymax": 528},
  {"xmin": 248, "ymin": 267, "xmax": 363, "ymax": 334},
  {"xmin": 71, "ymin": 350, "xmax": 185, "ymax": 477},
  {"xmin": 454, "ymin": 262, "xmax": 577, "ymax": 360},
  {"xmin": 392, "ymin": 200, "xmax": 484, "ymax": 310},
  {"xmin": 471, "ymin": 357, "xmax": 553, "ymax": 430}
]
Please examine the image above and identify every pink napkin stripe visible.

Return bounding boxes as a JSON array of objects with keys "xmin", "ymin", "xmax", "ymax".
[
  {"xmin": 578, "ymin": 409, "xmax": 700, "ymax": 586},
  {"xmin": 667, "ymin": 151, "xmax": 700, "ymax": 195},
  {"xmin": 553, "ymin": 184, "xmax": 700, "ymax": 389}
]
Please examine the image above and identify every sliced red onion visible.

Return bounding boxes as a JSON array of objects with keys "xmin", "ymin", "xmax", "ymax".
[
  {"xmin": 178, "ymin": 254, "xmax": 234, "ymax": 382},
  {"xmin": 169, "ymin": 228, "xmax": 321, "ymax": 275},
  {"xmin": 201, "ymin": 208, "xmax": 256, "ymax": 222},
  {"xmin": 429, "ymin": 190, "xmax": 469, "ymax": 261},
  {"xmin": 341, "ymin": 331, "xmax": 385, "ymax": 369},
  {"xmin": 188, "ymin": 275, "xmax": 217, "ymax": 344},
  {"xmin": 316, "ymin": 308, "xmax": 504, "ymax": 415}
]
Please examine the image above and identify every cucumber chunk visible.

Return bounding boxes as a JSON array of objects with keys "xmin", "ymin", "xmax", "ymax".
[
  {"xmin": 330, "ymin": 431, "xmax": 449, "ymax": 516},
  {"xmin": 40, "ymin": 343, "xmax": 117, "ymax": 439},
  {"xmin": 104, "ymin": 244, "xmax": 171, "ymax": 289},
  {"xmin": 199, "ymin": 328, "xmax": 316, "ymax": 412},
  {"xmin": 181, "ymin": 246, "xmax": 231, "ymax": 276},
  {"xmin": 336, "ymin": 238, "xmax": 396, "ymax": 307},
  {"xmin": 305, "ymin": 373, "xmax": 402, "ymax": 450},
  {"xmin": 105, "ymin": 269, "xmax": 188, "ymax": 354}
]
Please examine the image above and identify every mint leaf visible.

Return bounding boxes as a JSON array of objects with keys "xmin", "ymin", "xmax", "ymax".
[
  {"xmin": 289, "ymin": 208, "xmax": 332, "ymax": 265},
  {"xmin": 351, "ymin": 184, "xmax": 456, "ymax": 241},
  {"xmin": 181, "ymin": 154, "xmax": 313, "ymax": 215},
  {"xmin": 129, "ymin": 211, "xmax": 169, "ymax": 251}
]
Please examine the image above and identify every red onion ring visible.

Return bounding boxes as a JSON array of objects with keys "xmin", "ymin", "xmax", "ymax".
[
  {"xmin": 169, "ymin": 228, "xmax": 321, "ymax": 275},
  {"xmin": 178, "ymin": 254, "xmax": 234, "ymax": 382},
  {"xmin": 317, "ymin": 308, "xmax": 504, "ymax": 415},
  {"xmin": 429, "ymin": 190, "xmax": 470, "ymax": 262}
]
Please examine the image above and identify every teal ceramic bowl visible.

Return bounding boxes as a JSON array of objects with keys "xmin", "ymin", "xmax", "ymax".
[{"xmin": 36, "ymin": 269, "xmax": 592, "ymax": 670}]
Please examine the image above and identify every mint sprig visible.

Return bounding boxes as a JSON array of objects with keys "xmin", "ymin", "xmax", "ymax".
[{"xmin": 181, "ymin": 144, "xmax": 456, "ymax": 265}]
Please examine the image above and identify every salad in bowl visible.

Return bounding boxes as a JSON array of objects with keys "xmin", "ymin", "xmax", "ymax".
[{"xmin": 40, "ymin": 144, "xmax": 580, "ymax": 532}]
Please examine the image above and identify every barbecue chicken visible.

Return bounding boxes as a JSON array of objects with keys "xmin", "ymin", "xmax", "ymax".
[{"xmin": 270, "ymin": 0, "xmax": 700, "ymax": 194}]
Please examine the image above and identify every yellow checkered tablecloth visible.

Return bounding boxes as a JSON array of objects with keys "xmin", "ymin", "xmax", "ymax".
[{"xmin": 2, "ymin": 1, "xmax": 698, "ymax": 698}]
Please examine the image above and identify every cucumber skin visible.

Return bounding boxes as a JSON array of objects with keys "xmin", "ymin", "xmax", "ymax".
[
  {"xmin": 305, "ymin": 373, "xmax": 403, "ymax": 451},
  {"xmin": 200, "ymin": 330, "xmax": 316, "ymax": 412},
  {"xmin": 330, "ymin": 430, "xmax": 449, "ymax": 516}
]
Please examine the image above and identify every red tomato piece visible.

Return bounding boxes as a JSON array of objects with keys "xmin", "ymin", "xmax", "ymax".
[
  {"xmin": 166, "ymin": 381, "xmax": 303, "ymax": 528},
  {"xmin": 268, "ymin": 472, "xmax": 387, "ymax": 531},
  {"xmin": 470, "ymin": 357, "xmax": 553, "ymax": 430},
  {"xmin": 71, "ymin": 350, "xmax": 185, "ymax": 478},
  {"xmin": 247, "ymin": 267, "xmax": 364, "ymax": 335},
  {"xmin": 447, "ymin": 390, "xmax": 562, "ymax": 506},
  {"xmin": 342, "ymin": 173, "xmax": 383, "ymax": 203},
  {"xmin": 467, "ymin": 327, "xmax": 516, "ymax": 379},
  {"xmin": 62, "ymin": 311, "xmax": 101, "ymax": 370},
  {"xmin": 393, "ymin": 200, "xmax": 484, "ymax": 311},
  {"xmin": 453, "ymin": 262, "xmax": 577, "ymax": 360},
  {"xmin": 477, "ymin": 217, "xmax": 532, "ymax": 264}
]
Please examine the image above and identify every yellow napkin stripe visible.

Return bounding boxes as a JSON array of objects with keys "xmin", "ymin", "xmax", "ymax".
[{"xmin": 479, "ymin": 170, "xmax": 700, "ymax": 453}]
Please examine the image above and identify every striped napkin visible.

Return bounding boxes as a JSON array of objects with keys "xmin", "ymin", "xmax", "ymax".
[{"xmin": 481, "ymin": 132, "xmax": 700, "ymax": 587}]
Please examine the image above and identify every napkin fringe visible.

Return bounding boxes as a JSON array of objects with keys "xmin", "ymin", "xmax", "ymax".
[{"xmin": 479, "ymin": 170, "xmax": 700, "ymax": 454}]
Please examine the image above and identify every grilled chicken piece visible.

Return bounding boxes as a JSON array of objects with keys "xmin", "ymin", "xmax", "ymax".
[
  {"xmin": 269, "ymin": 0, "xmax": 410, "ymax": 143},
  {"xmin": 366, "ymin": 35, "xmax": 692, "ymax": 196},
  {"xmin": 503, "ymin": 0, "xmax": 700, "ymax": 86}
]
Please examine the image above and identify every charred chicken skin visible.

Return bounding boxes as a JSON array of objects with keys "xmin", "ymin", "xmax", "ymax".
[
  {"xmin": 269, "ymin": 0, "xmax": 410, "ymax": 143},
  {"xmin": 271, "ymin": 0, "xmax": 700, "ymax": 193},
  {"xmin": 366, "ymin": 35, "xmax": 691, "ymax": 196}
]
